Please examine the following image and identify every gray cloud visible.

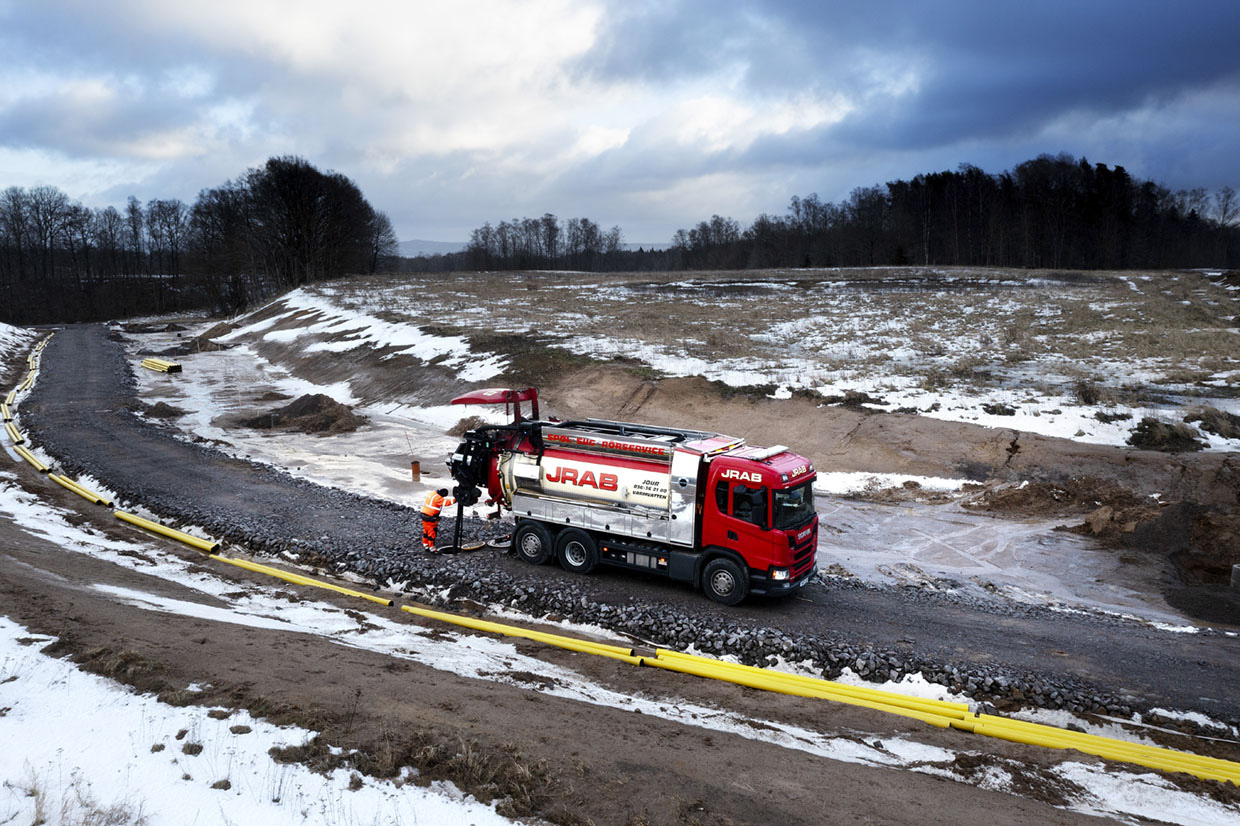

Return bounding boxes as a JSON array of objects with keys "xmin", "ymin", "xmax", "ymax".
[{"xmin": 1, "ymin": 1, "xmax": 1238, "ymax": 243}]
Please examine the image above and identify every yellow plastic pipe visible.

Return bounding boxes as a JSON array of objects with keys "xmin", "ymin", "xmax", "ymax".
[
  {"xmin": 140, "ymin": 358, "xmax": 182, "ymax": 373},
  {"xmin": 1, "ymin": 402, "xmax": 11, "ymax": 421},
  {"xmin": 641, "ymin": 655, "xmax": 958, "ymax": 728},
  {"xmin": 5, "ymin": 421, "xmax": 25, "ymax": 445},
  {"xmin": 973, "ymin": 714, "xmax": 1240, "ymax": 782},
  {"xmin": 14, "ymin": 445, "xmax": 49, "ymax": 473},
  {"xmin": 49, "ymin": 474, "xmax": 113, "ymax": 506},
  {"xmin": 394, "ymin": 603, "xmax": 1240, "ymax": 781},
  {"xmin": 401, "ymin": 605, "xmax": 642, "ymax": 663},
  {"xmin": 654, "ymin": 648, "xmax": 971, "ymax": 716},
  {"xmin": 4, "ymin": 390, "xmax": 14, "ymax": 405},
  {"xmin": 972, "ymin": 720, "xmax": 1238, "ymax": 783},
  {"xmin": 114, "ymin": 510, "xmax": 220, "ymax": 552},
  {"xmin": 210, "ymin": 554, "xmax": 394, "ymax": 607}
]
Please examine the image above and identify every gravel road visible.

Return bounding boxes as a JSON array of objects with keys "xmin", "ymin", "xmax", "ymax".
[{"xmin": 20, "ymin": 324, "xmax": 1240, "ymax": 725}]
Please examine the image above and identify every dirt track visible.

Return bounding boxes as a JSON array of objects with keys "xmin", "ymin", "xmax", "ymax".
[{"xmin": 15, "ymin": 326, "xmax": 1240, "ymax": 722}]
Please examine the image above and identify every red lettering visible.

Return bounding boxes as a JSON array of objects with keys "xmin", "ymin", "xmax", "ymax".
[
  {"xmin": 600, "ymin": 473, "xmax": 618, "ymax": 491},
  {"xmin": 561, "ymin": 468, "xmax": 578, "ymax": 484},
  {"xmin": 545, "ymin": 466, "xmax": 561, "ymax": 483},
  {"xmin": 579, "ymin": 470, "xmax": 597, "ymax": 488}
]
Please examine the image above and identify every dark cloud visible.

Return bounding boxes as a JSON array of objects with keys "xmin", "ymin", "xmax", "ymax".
[{"xmin": 585, "ymin": 0, "xmax": 1240, "ymax": 148}]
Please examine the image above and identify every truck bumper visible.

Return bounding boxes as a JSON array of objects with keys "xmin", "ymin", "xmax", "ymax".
[{"xmin": 748, "ymin": 564, "xmax": 817, "ymax": 597}]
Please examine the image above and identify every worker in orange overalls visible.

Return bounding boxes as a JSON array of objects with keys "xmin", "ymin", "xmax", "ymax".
[{"xmin": 421, "ymin": 488, "xmax": 455, "ymax": 553}]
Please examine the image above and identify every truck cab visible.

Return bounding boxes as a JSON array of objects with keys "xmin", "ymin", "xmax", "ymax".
[{"xmin": 698, "ymin": 448, "xmax": 818, "ymax": 599}]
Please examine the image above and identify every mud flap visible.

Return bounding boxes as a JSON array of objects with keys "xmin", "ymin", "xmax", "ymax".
[{"xmin": 668, "ymin": 550, "xmax": 697, "ymax": 584}]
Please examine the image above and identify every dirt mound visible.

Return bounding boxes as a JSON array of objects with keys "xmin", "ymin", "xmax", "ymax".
[
  {"xmin": 1126, "ymin": 417, "xmax": 1205, "ymax": 452},
  {"xmin": 122, "ymin": 322, "xmax": 187, "ymax": 334},
  {"xmin": 447, "ymin": 415, "xmax": 489, "ymax": 436},
  {"xmin": 965, "ymin": 477, "xmax": 1148, "ymax": 518},
  {"xmin": 161, "ymin": 334, "xmax": 232, "ymax": 356},
  {"xmin": 1173, "ymin": 507, "xmax": 1240, "ymax": 584},
  {"xmin": 1164, "ymin": 584, "xmax": 1240, "ymax": 625},
  {"xmin": 1185, "ymin": 406, "xmax": 1240, "ymax": 440},
  {"xmin": 146, "ymin": 402, "xmax": 186, "ymax": 419},
  {"xmin": 241, "ymin": 394, "xmax": 367, "ymax": 435},
  {"xmin": 1076, "ymin": 501, "xmax": 1240, "ymax": 587}
]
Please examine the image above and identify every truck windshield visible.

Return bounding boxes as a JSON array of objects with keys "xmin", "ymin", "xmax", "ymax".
[{"xmin": 773, "ymin": 481, "xmax": 815, "ymax": 529}]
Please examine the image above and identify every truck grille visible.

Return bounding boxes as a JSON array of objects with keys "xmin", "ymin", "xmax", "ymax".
[{"xmin": 790, "ymin": 526, "xmax": 816, "ymax": 579}]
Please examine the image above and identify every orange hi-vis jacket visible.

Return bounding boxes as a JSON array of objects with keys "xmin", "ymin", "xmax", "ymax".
[{"xmin": 421, "ymin": 490, "xmax": 455, "ymax": 520}]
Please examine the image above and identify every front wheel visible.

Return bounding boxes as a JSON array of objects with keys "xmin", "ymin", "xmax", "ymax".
[
  {"xmin": 702, "ymin": 558, "xmax": 749, "ymax": 606},
  {"xmin": 555, "ymin": 528, "xmax": 598, "ymax": 574},
  {"xmin": 513, "ymin": 521, "xmax": 553, "ymax": 565}
]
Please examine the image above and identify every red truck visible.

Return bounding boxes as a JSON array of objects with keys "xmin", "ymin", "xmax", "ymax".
[{"xmin": 447, "ymin": 388, "xmax": 817, "ymax": 605}]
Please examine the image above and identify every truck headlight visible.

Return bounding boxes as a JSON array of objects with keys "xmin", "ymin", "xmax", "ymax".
[{"xmin": 771, "ymin": 567, "xmax": 790, "ymax": 581}]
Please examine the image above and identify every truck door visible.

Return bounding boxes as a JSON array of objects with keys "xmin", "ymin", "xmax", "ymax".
[{"xmin": 704, "ymin": 475, "xmax": 775, "ymax": 569}]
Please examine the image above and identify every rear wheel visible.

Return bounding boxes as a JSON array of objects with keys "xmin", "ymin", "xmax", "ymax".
[
  {"xmin": 555, "ymin": 528, "xmax": 598, "ymax": 574},
  {"xmin": 514, "ymin": 521, "xmax": 553, "ymax": 565},
  {"xmin": 702, "ymin": 557, "xmax": 748, "ymax": 606}
]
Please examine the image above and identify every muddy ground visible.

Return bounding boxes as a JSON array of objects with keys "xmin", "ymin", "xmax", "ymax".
[
  {"xmin": 5, "ymin": 310, "xmax": 1240, "ymax": 823},
  {"xmin": 0, "ymin": 480, "xmax": 1132, "ymax": 826}
]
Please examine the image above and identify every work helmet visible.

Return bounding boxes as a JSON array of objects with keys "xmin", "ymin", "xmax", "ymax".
[{"xmin": 438, "ymin": 488, "xmax": 449, "ymax": 496}]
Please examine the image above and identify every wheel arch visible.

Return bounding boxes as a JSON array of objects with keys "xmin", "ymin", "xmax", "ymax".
[{"xmin": 693, "ymin": 545, "xmax": 750, "ymax": 587}]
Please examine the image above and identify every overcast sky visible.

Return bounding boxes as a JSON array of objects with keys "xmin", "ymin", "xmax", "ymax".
[{"xmin": 2, "ymin": 0, "xmax": 1238, "ymax": 244}]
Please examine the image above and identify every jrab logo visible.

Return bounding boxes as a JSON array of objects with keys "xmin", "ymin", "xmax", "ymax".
[
  {"xmin": 545, "ymin": 465, "xmax": 619, "ymax": 491},
  {"xmin": 720, "ymin": 468, "xmax": 762, "ymax": 483}
]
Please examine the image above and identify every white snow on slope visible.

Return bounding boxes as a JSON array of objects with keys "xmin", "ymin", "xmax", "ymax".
[
  {"xmin": 0, "ymin": 322, "xmax": 35, "ymax": 361},
  {"xmin": 219, "ymin": 288, "xmax": 506, "ymax": 382},
  {"xmin": 0, "ymin": 616, "xmax": 520, "ymax": 826}
]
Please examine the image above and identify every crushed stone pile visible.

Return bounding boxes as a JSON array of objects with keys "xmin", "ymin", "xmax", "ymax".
[{"xmin": 242, "ymin": 393, "xmax": 367, "ymax": 435}]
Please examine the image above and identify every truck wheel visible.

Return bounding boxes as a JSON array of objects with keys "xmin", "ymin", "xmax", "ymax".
[
  {"xmin": 555, "ymin": 528, "xmax": 598, "ymax": 574},
  {"xmin": 702, "ymin": 558, "xmax": 748, "ymax": 606},
  {"xmin": 514, "ymin": 521, "xmax": 553, "ymax": 565}
]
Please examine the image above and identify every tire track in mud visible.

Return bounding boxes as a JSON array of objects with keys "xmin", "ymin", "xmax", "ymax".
[{"xmin": 16, "ymin": 324, "xmax": 1240, "ymax": 725}]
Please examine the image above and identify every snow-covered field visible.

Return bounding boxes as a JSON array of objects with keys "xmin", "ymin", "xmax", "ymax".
[
  {"xmin": 2, "ymin": 472, "xmax": 1238, "ymax": 826},
  {"xmin": 307, "ymin": 268, "xmax": 1239, "ymax": 450}
]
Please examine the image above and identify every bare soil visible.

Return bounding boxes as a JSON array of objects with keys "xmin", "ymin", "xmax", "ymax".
[
  {"xmin": 240, "ymin": 393, "xmax": 368, "ymax": 435},
  {"xmin": 0, "ymin": 495, "xmax": 1125, "ymax": 826}
]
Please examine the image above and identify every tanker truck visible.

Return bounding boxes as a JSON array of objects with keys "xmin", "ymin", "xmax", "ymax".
[{"xmin": 446, "ymin": 388, "xmax": 817, "ymax": 605}]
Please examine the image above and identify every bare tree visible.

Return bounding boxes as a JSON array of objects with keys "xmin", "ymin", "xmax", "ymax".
[
  {"xmin": 367, "ymin": 210, "xmax": 399, "ymax": 272},
  {"xmin": 1215, "ymin": 186, "xmax": 1238, "ymax": 227}
]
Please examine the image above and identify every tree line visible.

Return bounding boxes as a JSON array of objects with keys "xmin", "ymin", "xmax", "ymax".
[
  {"xmin": 0, "ymin": 156, "xmax": 398, "ymax": 325},
  {"xmin": 674, "ymin": 155, "xmax": 1238, "ymax": 271},
  {"xmin": 438, "ymin": 153, "xmax": 1237, "ymax": 273},
  {"xmin": 464, "ymin": 214, "xmax": 625, "ymax": 270}
]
